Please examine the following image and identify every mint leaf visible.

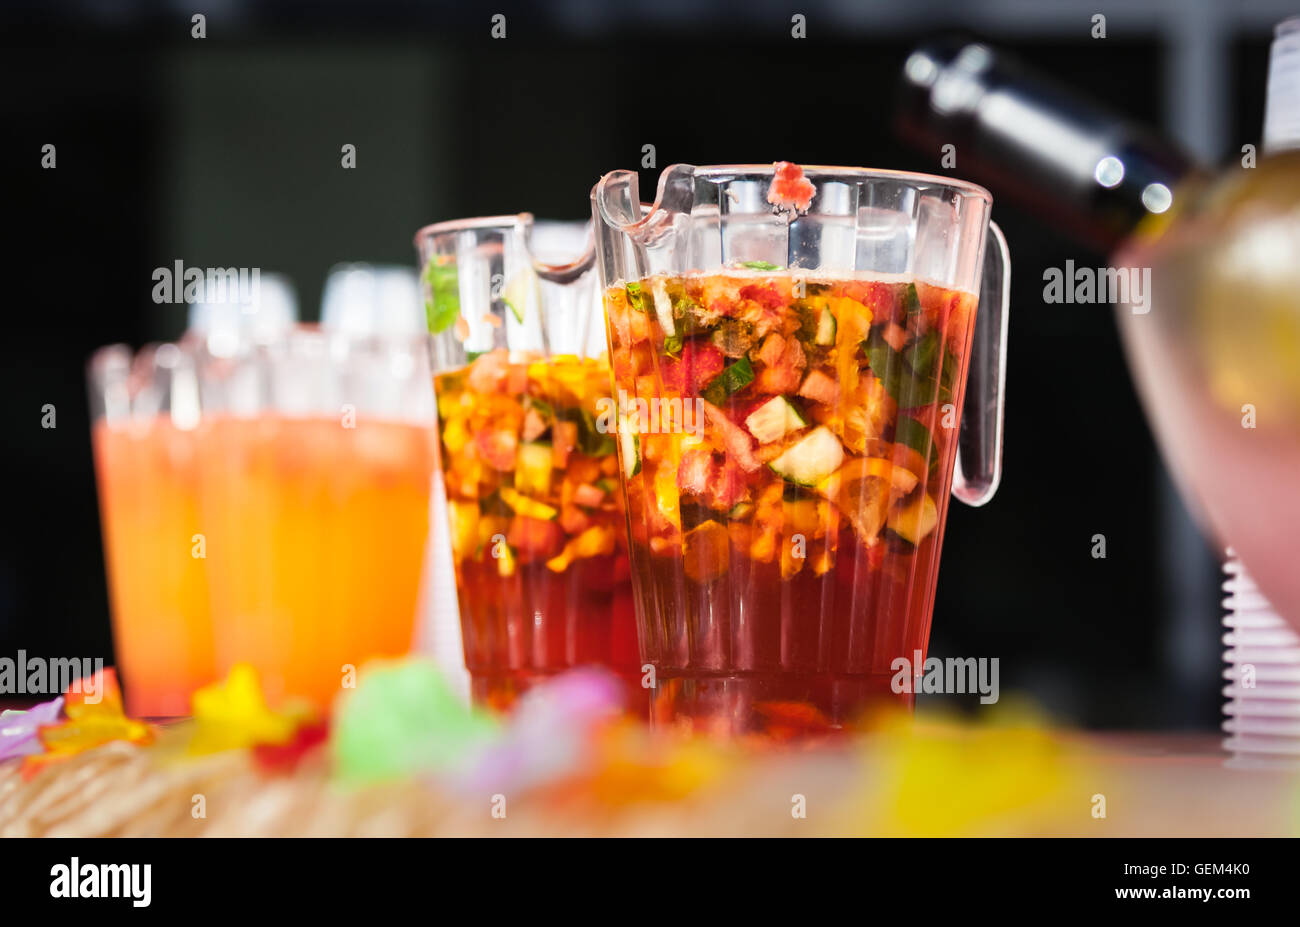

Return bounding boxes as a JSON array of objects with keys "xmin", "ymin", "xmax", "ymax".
[
  {"xmin": 901, "ymin": 283, "xmax": 922, "ymax": 318},
  {"xmin": 741, "ymin": 260, "xmax": 782, "ymax": 271},
  {"xmin": 559, "ymin": 407, "xmax": 616, "ymax": 457},
  {"xmin": 894, "ymin": 415, "xmax": 938, "ymax": 473},
  {"xmin": 865, "ymin": 329, "xmax": 942, "ymax": 409},
  {"xmin": 701, "ymin": 356, "xmax": 754, "ymax": 406},
  {"xmin": 625, "ymin": 281, "xmax": 646, "ymax": 312},
  {"xmin": 423, "ymin": 259, "xmax": 461, "ymax": 334}
]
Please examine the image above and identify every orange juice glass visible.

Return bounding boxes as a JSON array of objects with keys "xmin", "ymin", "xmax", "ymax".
[
  {"xmin": 194, "ymin": 327, "xmax": 438, "ymax": 708},
  {"xmin": 89, "ymin": 344, "xmax": 215, "ymax": 717}
]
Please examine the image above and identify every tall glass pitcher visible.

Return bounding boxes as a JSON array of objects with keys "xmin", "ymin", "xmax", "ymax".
[
  {"xmin": 591, "ymin": 163, "xmax": 1009, "ymax": 734},
  {"xmin": 416, "ymin": 215, "xmax": 641, "ymax": 712}
]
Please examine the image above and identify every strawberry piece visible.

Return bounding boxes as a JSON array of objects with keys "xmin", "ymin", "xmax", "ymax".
[
  {"xmin": 766, "ymin": 161, "xmax": 816, "ymax": 212},
  {"xmin": 738, "ymin": 283, "xmax": 785, "ymax": 313},
  {"xmin": 701, "ymin": 400, "xmax": 761, "ymax": 472},
  {"xmin": 474, "ymin": 427, "xmax": 517, "ymax": 471},
  {"xmin": 661, "ymin": 340, "xmax": 725, "ymax": 394},
  {"xmin": 839, "ymin": 281, "xmax": 902, "ymax": 324},
  {"xmin": 710, "ymin": 458, "xmax": 749, "ymax": 510}
]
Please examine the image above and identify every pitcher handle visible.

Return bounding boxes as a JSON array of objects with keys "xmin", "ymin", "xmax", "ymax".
[{"xmin": 952, "ymin": 220, "xmax": 1010, "ymax": 507}]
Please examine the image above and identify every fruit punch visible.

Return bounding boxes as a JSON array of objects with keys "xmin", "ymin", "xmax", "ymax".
[
  {"xmin": 435, "ymin": 349, "xmax": 640, "ymax": 710},
  {"xmin": 605, "ymin": 268, "xmax": 977, "ymax": 733}
]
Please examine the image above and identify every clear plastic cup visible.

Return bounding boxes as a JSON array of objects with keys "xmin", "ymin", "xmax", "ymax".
[{"xmin": 193, "ymin": 326, "xmax": 437, "ymax": 708}]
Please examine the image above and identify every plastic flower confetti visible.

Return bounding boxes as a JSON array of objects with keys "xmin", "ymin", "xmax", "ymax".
[
  {"xmin": 0, "ymin": 696, "xmax": 63, "ymax": 762},
  {"xmin": 185, "ymin": 663, "xmax": 300, "ymax": 756},
  {"xmin": 22, "ymin": 668, "xmax": 153, "ymax": 778},
  {"xmin": 859, "ymin": 705, "xmax": 1082, "ymax": 837},
  {"xmin": 455, "ymin": 668, "xmax": 624, "ymax": 794},
  {"xmin": 332, "ymin": 658, "xmax": 497, "ymax": 783}
]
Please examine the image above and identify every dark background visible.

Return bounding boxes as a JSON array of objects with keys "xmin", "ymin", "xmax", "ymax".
[{"xmin": 0, "ymin": 0, "xmax": 1280, "ymax": 728}]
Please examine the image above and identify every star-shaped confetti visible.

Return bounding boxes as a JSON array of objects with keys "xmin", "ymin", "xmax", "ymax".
[
  {"xmin": 185, "ymin": 663, "xmax": 300, "ymax": 756},
  {"xmin": 22, "ymin": 668, "xmax": 153, "ymax": 778}
]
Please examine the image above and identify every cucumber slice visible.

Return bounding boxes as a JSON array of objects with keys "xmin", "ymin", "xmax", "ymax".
[
  {"xmin": 743, "ymin": 395, "xmax": 807, "ymax": 444},
  {"xmin": 501, "ymin": 268, "xmax": 537, "ymax": 324},
  {"xmin": 814, "ymin": 307, "xmax": 837, "ymax": 346},
  {"xmin": 515, "ymin": 442, "xmax": 553, "ymax": 497},
  {"xmin": 701, "ymin": 356, "xmax": 754, "ymax": 406},
  {"xmin": 618, "ymin": 415, "xmax": 641, "ymax": 478},
  {"xmin": 767, "ymin": 426, "xmax": 844, "ymax": 487},
  {"xmin": 651, "ymin": 277, "xmax": 676, "ymax": 336}
]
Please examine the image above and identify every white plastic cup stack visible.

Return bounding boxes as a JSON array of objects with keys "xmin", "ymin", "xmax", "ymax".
[
  {"xmin": 186, "ymin": 272, "xmax": 298, "ymax": 355},
  {"xmin": 320, "ymin": 263, "xmax": 423, "ymax": 336},
  {"xmin": 1221, "ymin": 549, "xmax": 1300, "ymax": 770}
]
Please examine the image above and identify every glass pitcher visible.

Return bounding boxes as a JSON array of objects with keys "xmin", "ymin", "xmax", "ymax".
[
  {"xmin": 415, "ymin": 215, "xmax": 641, "ymax": 713},
  {"xmin": 591, "ymin": 163, "xmax": 1009, "ymax": 734}
]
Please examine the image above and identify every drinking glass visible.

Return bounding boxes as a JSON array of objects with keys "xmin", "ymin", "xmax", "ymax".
[
  {"xmin": 193, "ymin": 325, "xmax": 437, "ymax": 708},
  {"xmin": 89, "ymin": 342, "xmax": 214, "ymax": 717}
]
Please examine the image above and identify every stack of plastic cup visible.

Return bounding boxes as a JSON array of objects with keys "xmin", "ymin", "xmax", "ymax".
[
  {"xmin": 1221, "ymin": 549, "xmax": 1300, "ymax": 770},
  {"xmin": 320, "ymin": 263, "xmax": 422, "ymax": 336},
  {"xmin": 186, "ymin": 272, "xmax": 298, "ymax": 356}
]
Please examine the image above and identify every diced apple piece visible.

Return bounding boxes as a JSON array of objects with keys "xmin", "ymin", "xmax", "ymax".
[{"xmin": 744, "ymin": 395, "xmax": 806, "ymax": 444}]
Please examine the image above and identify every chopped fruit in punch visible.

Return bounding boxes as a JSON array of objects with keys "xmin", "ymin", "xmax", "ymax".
[
  {"xmin": 435, "ymin": 350, "xmax": 640, "ymax": 710},
  {"xmin": 604, "ymin": 266, "xmax": 977, "ymax": 732}
]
